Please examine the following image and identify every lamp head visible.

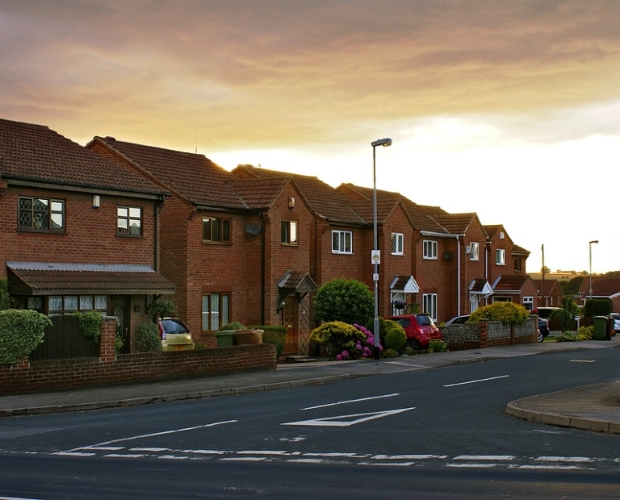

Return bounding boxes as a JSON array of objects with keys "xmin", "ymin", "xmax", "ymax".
[
  {"xmin": 589, "ymin": 240, "xmax": 599, "ymax": 245},
  {"xmin": 371, "ymin": 138, "xmax": 392, "ymax": 148}
]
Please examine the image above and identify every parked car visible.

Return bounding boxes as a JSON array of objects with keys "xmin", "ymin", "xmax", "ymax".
[
  {"xmin": 610, "ymin": 313, "xmax": 620, "ymax": 333},
  {"xmin": 445, "ymin": 313, "xmax": 549, "ymax": 343},
  {"xmin": 385, "ymin": 313, "xmax": 443, "ymax": 350},
  {"xmin": 444, "ymin": 314, "xmax": 471, "ymax": 326},
  {"xmin": 534, "ymin": 307, "xmax": 559, "ymax": 321},
  {"xmin": 158, "ymin": 317, "xmax": 195, "ymax": 351}
]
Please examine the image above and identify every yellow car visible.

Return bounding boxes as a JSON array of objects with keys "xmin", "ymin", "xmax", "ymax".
[{"xmin": 158, "ymin": 317, "xmax": 195, "ymax": 352}]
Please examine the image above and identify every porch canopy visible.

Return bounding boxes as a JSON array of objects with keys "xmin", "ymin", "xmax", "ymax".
[
  {"xmin": 390, "ymin": 275, "xmax": 420, "ymax": 294},
  {"xmin": 278, "ymin": 270, "xmax": 317, "ymax": 295},
  {"xmin": 468, "ymin": 278, "xmax": 493, "ymax": 297},
  {"xmin": 7, "ymin": 262, "xmax": 175, "ymax": 296}
]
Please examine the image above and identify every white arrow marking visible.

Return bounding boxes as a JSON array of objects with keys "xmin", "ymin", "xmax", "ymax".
[{"xmin": 281, "ymin": 407, "xmax": 415, "ymax": 427}]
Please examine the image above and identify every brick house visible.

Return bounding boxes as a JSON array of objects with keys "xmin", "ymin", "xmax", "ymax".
[
  {"xmin": 532, "ymin": 278, "xmax": 564, "ymax": 307},
  {"xmin": 0, "ymin": 119, "xmax": 175, "ymax": 353},
  {"xmin": 576, "ymin": 277, "xmax": 620, "ymax": 312}
]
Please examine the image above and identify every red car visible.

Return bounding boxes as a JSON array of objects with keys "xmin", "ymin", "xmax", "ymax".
[{"xmin": 385, "ymin": 313, "xmax": 443, "ymax": 350}]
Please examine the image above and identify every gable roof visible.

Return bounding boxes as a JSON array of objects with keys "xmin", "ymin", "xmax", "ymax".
[
  {"xmin": 577, "ymin": 277, "xmax": 620, "ymax": 299},
  {"xmin": 492, "ymin": 274, "xmax": 533, "ymax": 293},
  {"xmin": 227, "ymin": 177, "xmax": 291, "ymax": 209},
  {"xmin": 432, "ymin": 213, "xmax": 479, "ymax": 235},
  {"xmin": 89, "ymin": 136, "xmax": 245, "ymax": 209},
  {"xmin": 0, "ymin": 118, "xmax": 167, "ymax": 197},
  {"xmin": 231, "ymin": 165, "xmax": 365, "ymax": 224}
]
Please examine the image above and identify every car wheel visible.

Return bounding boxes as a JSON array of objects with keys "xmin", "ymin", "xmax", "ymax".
[
  {"xmin": 407, "ymin": 339, "xmax": 420, "ymax": 351},
  {"xmin": 537, "ymin": 331, "xmax": 544, "ymax": 343}
]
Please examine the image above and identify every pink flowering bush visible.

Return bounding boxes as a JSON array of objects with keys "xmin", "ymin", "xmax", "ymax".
[{"xmin": 310, "ymin": 321, "xmax": 381, "ymax": 360}]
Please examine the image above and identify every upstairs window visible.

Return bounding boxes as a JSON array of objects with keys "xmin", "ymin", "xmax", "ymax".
[
  {"xmin": 332, "ymin": 230, "xmax": 352, "ymax": 254},
  {"xmin": 18, "ymin": 196, "xmax": 65, "ymax": 232},
  {"xmin": 391, "ymin": 233, "xmax": 404, "ymax": 255},
  {"xmin": 423, "ymin": 240, "xmax": 437, "ymax": 259},
  {"xmin": 514, "ymin": 257, "xmax": 522, "ymax": 272},
  {"xmin": 203, "ymin": 217, "xmax": 232, "ymax": 243},
  {"xmin": 281, "ymin": 220, "xmax": 298, "ymax": 245},
  {"xmin": 117, "ymin": 206, "xmax": 142, "ymax": 236},
  {"xmin": 496, "ymin": 248, "xmax": 506, "ymax": 265},
  {"xmin": 469, "ymin": 242, "xmax": 479, "ymax": 261}
]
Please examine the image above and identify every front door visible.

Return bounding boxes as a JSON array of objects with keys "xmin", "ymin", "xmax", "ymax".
[
  {"xmin": 282, "ymin": 295, "xmax": 298, "ymax": 354},
  {"xmin": 111, "ymin": 296, "xmax": 130, "ymax": 354}
]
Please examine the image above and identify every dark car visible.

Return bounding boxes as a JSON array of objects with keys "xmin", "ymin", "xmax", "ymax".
[{"xmin": 385, "ymin": 313, "xmax": 443, "ymax": 350}]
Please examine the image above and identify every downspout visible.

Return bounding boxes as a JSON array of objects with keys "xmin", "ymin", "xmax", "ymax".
[
  {"xmin": 153, "ymin": 201, "xmax": 160, "ymax": 271},
  {"xmin": 261, "ymin": 210, "xmax": 266, "ymax": 325},
  {"xmin": 456, "ymin": 236, "xmax": 461, "ymax": 317}
]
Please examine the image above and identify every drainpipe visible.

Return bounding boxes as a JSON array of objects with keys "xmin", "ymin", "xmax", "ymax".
[
  {"xmin": 260, "ymin": 210, "xmax": 266, "ymax": 325},
  {"xmin": 456, "ymin": 236, "xmax": 461, "ymax": 317}
]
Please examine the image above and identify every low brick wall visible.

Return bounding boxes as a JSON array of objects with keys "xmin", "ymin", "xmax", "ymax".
[
  {"xmin": 0, "ymin": 316, "xmax": 277, "ymax": 396},
  {"xmin": 440, "ymin": 318, "xmax": 537, "ymax": 350}
]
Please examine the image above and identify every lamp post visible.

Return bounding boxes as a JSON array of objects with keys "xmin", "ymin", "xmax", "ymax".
[
  {"xmin": 589, "ymin": 240, "xmax": 598, "ymax": 299},
  {"xmin": 371, "ymin": 138, "xmax": 392, "ymax": 359}
]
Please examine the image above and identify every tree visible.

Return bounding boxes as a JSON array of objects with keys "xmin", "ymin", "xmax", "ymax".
[{"xmin": 314, "ymin": 278, "xmax": 374, "ymax": 325}]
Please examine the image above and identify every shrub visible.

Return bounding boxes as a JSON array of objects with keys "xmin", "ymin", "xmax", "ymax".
[
  {"xmin": 73, "ymin": 311, "xmax": 103, "ymax": 344},
  {"xmin": 385, "ymin": 327, "xmax": 407, "ymax": 353},
  {"xmin": 578, "ymin": 326, "xmax": 594, "ymax": 340},
  {"xmin": 382, "ymin": 348, "xmax": 400, "ymax": 358},
  {"xmin": 555, "ymin": 331, "xmax": 581, "ymax": 342},
  {"xmin": 147, "ymin": 299, "xmax": 178, "ymax": 319},
  {"xmin": 314, "ymin": 279, "xmax": 374, "ymax": 325},
  {"xmin": 310, "ymin": 321, "xmax": 377, "ymax": 360},
  {"xmin": 428, "ymin": 339, "xmax": 448, "ymax": 353},
  {"xmin": 136, "ymin": 321, "xmax": 163, "ymax": 352},
  {"xmin": 583, "ymin": 299, "xmax": 612, "ymax": 318},
  {"xmin": 367, "ymin": 317, "xmax": 403, "ymax": 346},
  {"xmin": 469, "ymin": 302, "xmax": 529, "ymax": 325},
  {"xmin": 0, "ymin": 309, "xmax": 51, "ymax": 365},
  {"xmin": 0, "ymin": 278, "xmax": 11, "ymax": 311},
  {"xmin": 257, "ymin": 325, "xmax": 286, "ymax": 358}
]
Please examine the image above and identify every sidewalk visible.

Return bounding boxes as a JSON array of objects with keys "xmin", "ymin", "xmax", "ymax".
[{"xmin": 1, "ymin": 338, "xmax": 619, "ymax": 434}]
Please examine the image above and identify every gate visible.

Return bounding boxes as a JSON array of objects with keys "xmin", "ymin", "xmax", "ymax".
[{"xmin": 30, "ymin": 315, "xmax": 99, "ymax": 361}]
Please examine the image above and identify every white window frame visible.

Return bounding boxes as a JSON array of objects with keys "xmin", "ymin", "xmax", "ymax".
[
  {"xmin": 423, "ymin": 240, "xmax": 438, "ymax": 260},
  {"xmin": 523, "ymin": 296, "xmax": 533, "ymax": 311},
  {"xmin": 423, "ymin": 293, "xmax": 438, "ymax": 321},
  {"xmin": 391, "ymin": 233, "xmax": 404, "ymax": 255},
  {"xmin": 470, "ymin": 242, "xmax": 479, "ymax": 261},
  {"xmin": 332, "ymin": 230, "xmax": 353, "ymax": 254},
  {"xmin": 202, "ymin": 293, "xmax": 230, "ymax": 332},
  {"xmin": 496, "ymin": 248, "xmax": 506, "ymax": 265}
]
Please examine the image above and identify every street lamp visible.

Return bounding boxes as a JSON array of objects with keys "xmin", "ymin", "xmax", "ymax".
[
  {"xmin": 589, "ymin": 240, "xmax": 598, "ymax": 299},
  {"xmin": 371, "ymin": 138, "xmax": 392, "ymax": 359}
]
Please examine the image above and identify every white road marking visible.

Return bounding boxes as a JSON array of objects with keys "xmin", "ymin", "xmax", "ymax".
[
  {"xmin": 453, "ymin": 455, "xmax": 515, "ymax": 461},
  {"xmin": 443, "ymin": 375, "xmax": 509, "ymax": 387},
  {"xmin": 302, "ymin": 393, "xmax": 399, "ymax": 411},
  {"xmin": 282, "ymin": 407, "xmax": 415, "ymax": 427},
  {"xmin": 534, "ymin": 456, "xmax": 595, "ymax": 463},
  {"xmin": 372, "ymin": 454, "xmax": 448, "ymax": 460}
]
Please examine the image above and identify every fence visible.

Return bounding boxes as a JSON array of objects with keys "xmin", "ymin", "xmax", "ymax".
[
  {"xmin": 440, "ymin": 318, "xmax": 537, "ymax": 351},
  {"xmin": 30, "ymin": 315, "xmax": 99, "ymax": 361}
]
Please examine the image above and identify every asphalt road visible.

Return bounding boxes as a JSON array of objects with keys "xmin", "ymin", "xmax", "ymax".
[{"xmin": 1, "ymin": 348, "xmax": 619, "ymax": 498}]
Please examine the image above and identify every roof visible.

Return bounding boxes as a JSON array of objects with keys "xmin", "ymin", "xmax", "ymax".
[
  {"xmin": 7, "ymin": 262, "xmax": 175, "ymax": 296},
  {"xmin": 469, "ymin": 278, "xmax": 493, "ymax": 295},
  {"xmin": 90, "ymin": 137, "xmax": 245, "ymax": 209},
  {"xmin": 389, "ymin": 275, "xmax": 420, "ymax": 293},
  {"xmin": 491, "ymin": 274, "xmax": 531, "ymax": 293},
  {"xmin": 577, "ymin": 277, "xmax": 620, "ymax": 298},
  {"xmin": 228, "ymin": 178, "xmax": 290, "ymax": 209},
  {"xmin": 277, "ymin": 271, "xmax": 317, "ymax": 293},
  {"xmin": 512, "ymin": 244, "xmax": 531, "ymax": 256},
  {"xmin": 432, "ymin": 213, "xmax": 478, "ymax": 235},
  {"xmin": 0, "ymin": 119, "xmax": 167, "ymax": 196},
  {"xmin": 232, "ymin": 165, "xmax": 364, "ymax": 224}
]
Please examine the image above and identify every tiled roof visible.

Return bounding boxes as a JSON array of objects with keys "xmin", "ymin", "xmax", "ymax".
[
  {"xmin": 483, "ymin": 224, "xmax": 504, "ymax": 240},
  {"xmin": 433, "ymin": 213, "xmax": 477, "ymax": 235},
  {"xmin": 469, "ymin": 278, "xmax": 493, "ymax": 294},
  {"xmin": 92, "ymin": 137, "xmax": 245, "ymax": 209},
  {"xmin": 7, "ymin": 262, "xmax": 175, "ymax": 295},
  {"xmin": 232, "ymin": 165, "xmax": 364, "ymax": 224},
  {"xmin": 512, "ymin": 244, "xmax": 530, "ymax": 255},
  {"xmin": 0, "ymin": 118, "xmax": 167, "ymax": 196},
  {"xmin": 228, "ymin": 178, "xmax": 290, "ymax": 209},
  {"xmin": 492, "ymin": 274, "xmax": 530, "ymax": 293},
  {"xmin": 577, "ymin": 277, "xmax": 620, "ymax": 298}
]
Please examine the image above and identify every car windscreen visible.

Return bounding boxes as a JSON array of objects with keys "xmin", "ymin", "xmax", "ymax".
[
  {"xmin": 416, "ymin": 315, "xmax": 433, "ymax": 326},
  {"xmin": 161, "ymin": 319, "xmax": 189, "ymax": 334}
]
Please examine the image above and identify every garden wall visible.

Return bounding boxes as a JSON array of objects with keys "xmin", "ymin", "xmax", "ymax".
[
  {"xmin": 440, "ymin": 318, "xmax": 537, "ymax": 351},
  {"xmin": 0, "ymin": 316, "xmax": 277, "ymax": 396}
]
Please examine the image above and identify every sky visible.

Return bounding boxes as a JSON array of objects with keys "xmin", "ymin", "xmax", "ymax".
[{"xmin": 1, "ymin": 0, "xmax": 619, "ymax": 274}]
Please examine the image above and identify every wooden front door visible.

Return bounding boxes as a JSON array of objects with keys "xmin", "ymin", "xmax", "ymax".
[{"xmin": 282, "ymin": 295, "xmax": 298, "ymax": 354}]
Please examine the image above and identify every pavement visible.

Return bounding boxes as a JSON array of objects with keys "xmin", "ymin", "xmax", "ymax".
[{"xmin": 1, "ymin": 337, "xmax": 619, "ymax": 434}]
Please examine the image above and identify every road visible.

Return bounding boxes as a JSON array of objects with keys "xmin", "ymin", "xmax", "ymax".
[{"xmin": 0, "ymin": 348, "xmax": 619, "ymax": 498}]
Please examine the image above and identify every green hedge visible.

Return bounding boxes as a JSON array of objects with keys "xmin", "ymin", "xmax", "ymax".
[
  {"xmin": 0, "ymin": 309, "xmax": 52, "ymax": 365},
  {"xmin": 250, "ymin": 325, "xmax": 286, "ymax": 358}
]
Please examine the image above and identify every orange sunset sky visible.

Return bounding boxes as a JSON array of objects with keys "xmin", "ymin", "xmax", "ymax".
[{"xmin": 1, "ymin": 1, "xmax": 619, "ymax": 273}]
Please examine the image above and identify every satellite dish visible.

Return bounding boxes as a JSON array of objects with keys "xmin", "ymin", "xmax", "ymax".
[
  {"xmin": 246, "ymin": 223, "xmax": 262, "ymax": 236},
  {"xmin": 443, "ymin": 251, "xmax": 453, "ymax": 262}
]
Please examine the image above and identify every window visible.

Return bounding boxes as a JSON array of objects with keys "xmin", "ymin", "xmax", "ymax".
[
  {"xmin": 117, "ymin": 206, "xmax": 142, "ymax": 236},
  {"xmin": 514, "ymin": 257, "xmax": 522, "ymax": 272},
  {"xmin": 496, "ymin": 248, "xmax": 506, "ymax": 265},
  {"xmin": 332, "ymin": 230, "xmax": 352, "ymax": 254},
  {"xmin": 423, "ymin": 240, "xmax": 437, "ymax": 259},
  {"xmin": 202, "ymin": 217, "xmax": 232, "ymax": 243},
  {"xmin": 391, "ymin": 233, "xmax": 404, "ymax": 255},
  {"xmin": 18, "ymin": 196, "xmax": 65, "ymax": 232},
  {"xmin": 202, "ymin": 293, "xmax": 230, "ymax": 331},
  {"xmin": 281, "ymin": 220, "xmax": 298, "ymax": 245},
  {"xmin": 523, "ymin": 296, "xmax": 533, "ymax": 311},
  {"xmin": 423, "ymin": 293, "xmax": 438, "ymax": 321},
  {"xmin": 47, "ymin": 295, "xmax": 108, "ymax": 316},
  {"xmin": 470, "ymin": 242, "xmax": 479, "ymax": 261}
]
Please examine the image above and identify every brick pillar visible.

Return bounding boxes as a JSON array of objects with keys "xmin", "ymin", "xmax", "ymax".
[
  {"xmin": 100, "ymin": 316, "xmax": 117, "ymax": 362},
  {"xmin": 479, "ymin": 318, "xmax": 488, "ymax": 348}
]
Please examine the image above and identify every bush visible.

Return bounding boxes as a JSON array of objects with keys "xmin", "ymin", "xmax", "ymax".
[
  {"xmin": 469, "ymin": 302, "xmax": 529, "ymax": 325},
  {"xmin": 385, "ymin": 327, "xmax": 407, "ymax": 353},
  {"xmin": 147, "ymin": 298, "xmax": 178, "ymax": 319},
  {"xmin": 136, "ymin": 322, "xmax": 162, "ymax": 352},
  {"xmin": 555, "ymin": 331, "xmax": 581, "ymax": 342},
  {"xmin": 382, "ymin": 348, "xmax": 400, "ymax": 358},
  {"xmin": 0, "ymin": 278, "xmax": 11, "ymax": 311},
  {"xmin": 310, "ymin": 321, "xmax": 377, "ymax": 360},
  {"xmin": 583, "ymin": 299, "xmax": 612, "ymax": 318},
  {"xmin": 0, "ymin": 309, "xmax": 51, "ymax": 365},
  {"xmin": 428, "ymin": 339, "xmax": 448, "ymax": 353},
  {"xmin": 578, "ymin": 326, "xmax": 594, "ymax": 340},
  {"xmin": 256, "ymin": 325, "xmax": 286, "ymax": 358},
  {"xmin": 220, "ymin": 321, "xmax": 246, "ymax": 331},
  {"xmin": 314, "ymin": 279, "xmax": 374, "ymax": 325},
  {"xmin": 367, "ymin": 317, "xmax": 403, "ymax": 346},
  {"xmin": 73, "ymin": 311, "xmax": 103, "ymax": 344}
]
